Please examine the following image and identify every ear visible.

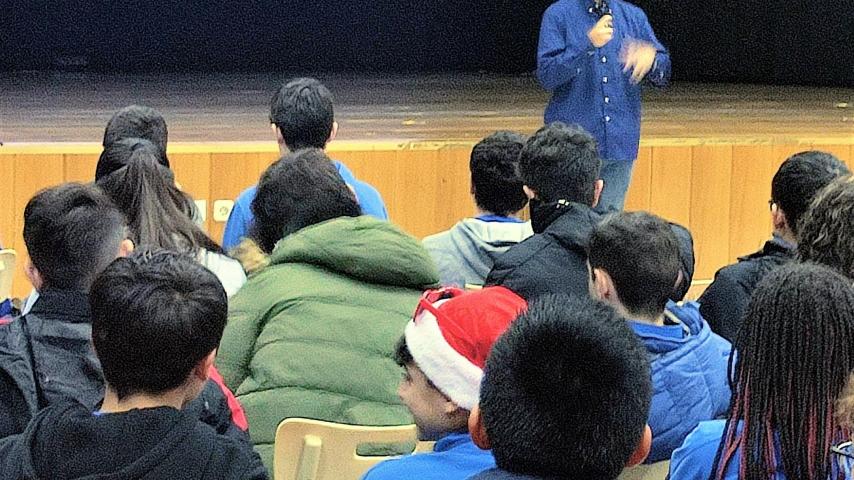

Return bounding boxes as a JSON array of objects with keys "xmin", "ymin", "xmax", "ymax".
[
  {"xmin": 327, "ymin": 121, "xmax": 339, "ymax": 145},
  {"xmin": 522, "ymin": 185, "xmax": 538, "ymax": 200},
  {"xmin": 625, "ymin": 425, "xmax": 652, "ymax": 467},
  {"xmin": 25, "ymin": 260, "xmax": 43, "ymax": 291},
  {"xmin": 771, "ymin": 204, "xmax": 789, "ymax": 232},
  {"xmin": 468, "ymin": 405, "xmax": 491, "ymax": 450},
  {"xmin": 591, "ymin": 179, "xmax": 604, "ymax": 208},
  {"xmin": 118, "ymin": 239, "xmax": 135, "ymax": 258},
  {"xmin": 272, "ymin": 124, "xmax": 287, "ymax": 151},
  {"xmin": 193, "ymin": 350, "xmax": 216, "ymax": 383},
  {"xmin": 592, "ymin": 267, "xmax": 616, "ymax": 302}
]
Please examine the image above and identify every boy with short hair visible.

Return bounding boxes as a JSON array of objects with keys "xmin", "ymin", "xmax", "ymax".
[
  {"xmin": 587, "ymin": 211, "xmax": 731, "ymax": 462},
  {"xmin": 361, "ymin": 286, "xmax": 527, "ymax": 480},
  {"xmin": 468, "ymin": 293, "xmax": 653, "ymax": 479},
  {"xmin": 423, "ymin": 131, "xmax": 533, "ymax": 287},
  {"xmin": 0, "ymin": 249, "xmax": 267, "ymax": 479}
]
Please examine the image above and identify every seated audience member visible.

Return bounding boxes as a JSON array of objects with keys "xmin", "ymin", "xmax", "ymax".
[
  {"xmin": 699, "ymin": 151, "xmax": 850, "ymax": 341},
  {"xmin": 216, "ymin": 148, "xmax": 439, "ymax": 471},
  {"xmin": 833, "ymin": 376, "xmax": 854, "ymax": 476},
  {"xmin": 422, "ymin": 132, "xmax": 533, "ymax": 287},
  {"xmin": 670, "ymin": 262, "xmax": 854, "ymax": 480},
  {"xmin": 485, "ymin": 122, "xmax": 694, "ymax": 301},
  {"xmin": 0, "ymin": 183, "xmax": 247, "ymax": 440},
  {"xmin": 96, "ymin": 138, "xmax": 246, "ymax": 296},
  {"xmin": 468, "ymin": 294, "xmax": 653, "ymax": 479},
  {"xmin": 0, "ymin": 250, "xmax": 267, "ymax": 479},
  {"xmin": 222, "ymin": 77, "xmax": 388, "ymax": 250},
  {"xmin": 361, "ymin": 287, "xmax": 527, "ymax": 480},
  {"xmin": 102, "ymin": 104, "xmax": 169, "ymax": 157},
  {"xmin": 797, "ymin": 176, "xmax": 854, "ymax": 280},
  {"xmin": 587, "ymin": 211, "xmax": 731, "ymax": 462}
]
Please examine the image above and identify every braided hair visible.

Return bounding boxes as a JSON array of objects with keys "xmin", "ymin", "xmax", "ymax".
[{"xmin": 710, "ymin": 262, "xmax": 854, "ymax": 480}]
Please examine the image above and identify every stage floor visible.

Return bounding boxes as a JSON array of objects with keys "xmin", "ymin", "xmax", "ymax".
[{"xmin": 1, "ymin": 72, "xmax": 852, "ymax": 145}]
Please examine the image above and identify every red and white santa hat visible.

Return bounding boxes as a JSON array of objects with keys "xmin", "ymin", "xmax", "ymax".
[{"xmin": 405, "ymin": 286, "xmax": 527, "ymax": 411}]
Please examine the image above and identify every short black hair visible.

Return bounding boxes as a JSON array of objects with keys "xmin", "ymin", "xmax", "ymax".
[
  {"xmin": 518, "ymin": 122, "xmax": 601, "ymax": 205},
  {"xmin": 797, "ymin": 177, "xmax": 854, "ymax": 280},
  {"xmin": 102, "ymin": 105, "xmax": 169, "ymax": 157},
  {"xmin": 587, "ymin": 212, "xmax": 681, "ymax": 318},
  {"xmin": 393, "ymin": 335, "xmax": 413, "ymax": 367},
  {"xmin": 771, "ymin": 151, "xmax": 849, "ymax": 235},
  {"xmin": 270, "ymin": 78, "xmax": 334, "ymax": 150},
  {"xmin": 23, "ymin": 183, "xmax": 127, "ymax": 291},
  {"xmin": 470, "ymin": 132, "xmax": 528, "ymax": 216},
  {"xmin": 90, "ymin": 249, "xmax": 228, "ymax": 400},
  {"xmin": 480, "ymin": 294, "xmax": 651, "ymax": 479},
  {"xmin": 251, "ymin": 148, "xmax": 362, "ymax": 253}
]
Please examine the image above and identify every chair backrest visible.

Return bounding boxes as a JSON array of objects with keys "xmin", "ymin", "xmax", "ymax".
[
  {"xmin": 617, "ymin": 461, "xmax": 671, "ymax": 480},
  {"xmin": 274, "ymin": 418, "xmax": 420, "ymax": 480},
  {"xmin": 0, "ymin": 250, "xmax": 17, "ymax": 300}
]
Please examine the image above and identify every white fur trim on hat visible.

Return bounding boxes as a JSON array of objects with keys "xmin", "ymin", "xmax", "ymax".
[{"xmin": 404, "ymin": 302, "xmax": 483, "ymax": 411}]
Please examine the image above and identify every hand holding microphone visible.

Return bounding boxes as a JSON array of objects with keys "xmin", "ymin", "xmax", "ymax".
[{"xmin": 588, "ymin": 14, "xmax": 614, "ymax": 48}]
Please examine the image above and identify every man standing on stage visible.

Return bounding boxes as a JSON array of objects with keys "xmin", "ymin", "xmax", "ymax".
[{"xmin": 537, "ymin": 0, "xmax": 670, "ymax": 212}]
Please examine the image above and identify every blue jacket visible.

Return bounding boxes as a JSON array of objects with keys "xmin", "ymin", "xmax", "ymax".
[
  {"xmin": 361, "ymin": 433, "xmax": 495, "ymax": 480},
  {"xmin": 222, "ymin": 160, "xmax": 388, "ymax": 250},
  {"xmin": 670, "ymin": 420, "xmax": 786, "ymax": 480},
  {"xmin": 537, "ymin": 0, "xmax": 670, "ymax": 162},
  {"xmin": 631, "ymin": 301, "xmax": 732, "ymax": 462}
]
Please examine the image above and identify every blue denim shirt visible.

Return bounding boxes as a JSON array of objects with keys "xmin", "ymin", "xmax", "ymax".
[{"xmin": 537, "ymin": 0, "xmax": 670, "ymax": 162}]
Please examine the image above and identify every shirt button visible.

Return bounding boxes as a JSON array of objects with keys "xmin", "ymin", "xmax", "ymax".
[
  {"xmin": 605, "ymin": 116, "xmax": 611, "ymax": 122},
  {"xmin": 604, "ymin": 96, "xmax": 610, "ymax": 103},
  {"xmin": 601, "ymin": 56, "xmax": 607, "ymax": 63},
  {"xmin": 603, "ymin": 76, "xmax": 608, "ymax": 83}
]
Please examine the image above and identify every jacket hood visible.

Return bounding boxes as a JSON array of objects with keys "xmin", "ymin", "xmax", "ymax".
[
  {"xmin": 539, "ymin": 202, "xmax": 601, "ymax": 251},
  {"xmin": 634, "ymin": 301, "xmax": 707, "ymax": 355},
  {"xmin": 446, "ymin": 219, "xmax": 534, "ymax": 273},
  {"xmin": 269, "ymin": 216, "xmax": 439, "ymax": 289},
  {"xmin": 7, "ymin": 402, "xmax": 202, "ymax": 479}
]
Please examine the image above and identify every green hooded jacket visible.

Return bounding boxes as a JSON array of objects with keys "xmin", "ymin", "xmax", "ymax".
[{"xmin": 216, "ymin": 216, "xmax": 439, "ymax": 471}]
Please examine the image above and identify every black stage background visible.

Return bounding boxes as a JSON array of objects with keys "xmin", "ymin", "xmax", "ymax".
[{"xmin": 2, "ymin": 0, "xmax": 852, "ymax": 86}]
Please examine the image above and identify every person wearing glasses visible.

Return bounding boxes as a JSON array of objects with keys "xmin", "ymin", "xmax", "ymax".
[
  {"xmin": 697, "ymin": 151, "xmax": 850, "ymax": 342},
  {"xmin": 536, "ymin": 0, "xmax": 670, "ymax": 213}
]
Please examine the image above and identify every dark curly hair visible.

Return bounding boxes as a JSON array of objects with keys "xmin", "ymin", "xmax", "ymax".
[
  {"xmin": 797, "ymin": 177, "xmax": 854, "ymax": 280},
  {"xmin": 470, "ymin": 131, "xmax": 528, "ymax": 216}
]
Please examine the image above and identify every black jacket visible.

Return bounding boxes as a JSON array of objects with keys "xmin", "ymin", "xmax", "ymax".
[
  {"xmin": 698, "ymin": 238, "xmax": 794, "ymax": 342},
  {"xmin": 485, "ymin": 201, "xmax": 695, "ymax": 302},
  {"xmin": 0, "ymin": 289, "xmax": 248, "ymax": 443},
  {"xmin": 0, "ymin": 400, "xmax": 267, "ymax": 479}
]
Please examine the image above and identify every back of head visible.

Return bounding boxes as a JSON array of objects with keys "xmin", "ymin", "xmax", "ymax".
[
  {"xmin": 102, "ymin": 105, "xmax": 169, "ymax": 157},
  {"xmin": 519, "ymin": 122, "xmax": 601, "ymax": 205},
  {"xmin": 90, "ymin": 249, "xmax": 227, "ymax": 400},
  {"xmin": 771, "ymin": 151, "xmax": 849, "ymax": 236},
  {"xmin": 588, "ymin": 211, "xmax": 681, "ymax": 318},
  {"xmin": 270, "ymin": 78, "xmax": 334, "ymax": 150},
  {"xmin": 96, "ymin": 138, "xmax": 221, "ymax": 254},
  {"xmin": 797, "ymin": 177, "xmax": 854, "ymax": 280},
  {"xmin": 480, "ymin": 294, "xmax": 651, "ymax": 478},
  {"xmin": 23, "ymin": 183, "xmax": 127, "ymax": 292},
  {"xmin": 714, "ymin": 262, "xmax": 854, "ymax": 480},
  {"xmin": 251, "ymin": 148, "xmax": 361, "ymax": 253},
  {"xmin": 470, "ymin": 131, "xmax": 528, "ymax": 216}
]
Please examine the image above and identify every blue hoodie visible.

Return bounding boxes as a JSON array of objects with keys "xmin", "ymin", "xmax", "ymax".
[
  {"xmin": 631, "ymin": 301, "xmax": 732, "ymax": 462},
  {"xmin": 222, "ymin": 160, "xmax": 388, "ymax": 251},
  {"xmin": 361, "ymin": 433, "xmax": 495, "ymax": 480}
]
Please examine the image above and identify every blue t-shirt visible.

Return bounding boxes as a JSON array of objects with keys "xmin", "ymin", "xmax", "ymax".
[
  {"xmin": 361, "ymin": 433, "xmax": 495, "ymax": 480},
  {"xmin": 670, "ymin": 420, "xmax": 787, "ymax": 480},
  {"xmin": 222, "ymin": 160, "xmax": 388, "ymax": 250}
]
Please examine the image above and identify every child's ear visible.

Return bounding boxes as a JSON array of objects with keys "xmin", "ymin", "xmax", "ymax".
[
  {"xmin": 193, "ymin": 350, "xmax": 216, "ymax": 382},
  {"xmin": 468, "ymin": 405, "xmax": 491, "ymax": 450},
  {"xmin": 591, "ymin": 179, "xmax": 605, "ymax": 208},
  {"xmin": 24, "ymin": 260, "xmax": 43, "ymax": 291},
  {"xmin": 625, "ymin": 425, "xmax": 652, "ymax": 467},
  {"xmin": 118, "ymin": 239, "xmax": 135, "ymax": 258},
  {"xmin": 592, "ymin": 267, "xmax": 615, "ymax": 301}
]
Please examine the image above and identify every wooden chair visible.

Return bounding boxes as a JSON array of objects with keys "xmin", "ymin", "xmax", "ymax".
[
  {"xmin": 274, "ymin": 419, "xmax": 431, "ymax": 480},
  {"xmin": 618, "ymin": 461, "xmax": 671, "ymax": 480},
  {"xmin": 0, "ymin": 250, "xmax": 17, "ymax": 301}
]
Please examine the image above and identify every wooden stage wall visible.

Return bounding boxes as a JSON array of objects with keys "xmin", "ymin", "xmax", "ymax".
[{"xmin": 2, "ymin": 140, "xmax": 852, "ymax": 299}]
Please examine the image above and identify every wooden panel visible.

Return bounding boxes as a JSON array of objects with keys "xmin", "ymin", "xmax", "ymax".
[
  {"xmin": 690, "ymin": 146, "xmax": 733, "ymax": 280},
  {"xmin": 649, "ymin": 146, "xmax": 692, "ymax": 226},
  {"xmin": 814, "ymin": 144, "xmax": 853, "ymax": 168},
  {"xmin": 0, "ymin": 157, "xmax": 13, "ymax": 252},
  {"xmin": 64, "ymin": 154, "xmax": 99, "ymax": 183},
  {"xmin": 171, "ymin": 152, "xmax": 213, "ymax": 234},
  {"xmin": 729, "ymin": 145, "xmax": 775, "ymax": 259},
  {"xmin": 208, "ymin": 152, "xmax": 275, "ymax": 243},
  {"xmin": 625, "ymin": 147, "xmax": 653, "ymax": 211}
]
